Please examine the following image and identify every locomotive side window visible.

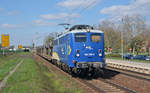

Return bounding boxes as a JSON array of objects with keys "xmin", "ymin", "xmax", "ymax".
[
  {"xmin": 75, "ymin": 33, "xmax": 87, "ymax": 42},
  {"xmin": 91, "ymin": 33, "xmax": 101, "ymax": 42},
  {"xmin": 53, "ymin": 39, "xmax": 58, "ymax": 45},
  {"xmin": 59, "ymin": 37, "xmax": 64, "ymax": 44}
]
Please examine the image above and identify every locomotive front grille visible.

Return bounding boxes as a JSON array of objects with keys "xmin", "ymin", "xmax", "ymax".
[{"xmin": 77, "ymin": 62, "xmax": 104, "ymax": 68}]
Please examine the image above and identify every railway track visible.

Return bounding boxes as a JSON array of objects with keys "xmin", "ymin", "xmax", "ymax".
[
  {"xmin": 78, "ymin": 78, "xmax": 137, "ymax": 93},
  {"xmin": 97, "ymin": 78, "xmax": 137, "ymax": 93},
  {"xmin": 106, "ymin": 66, "xmax": 150, "ymax": 82},
  {"xmin": 36, "ymin": 54, "xmax": 138, "ymax": 93}
]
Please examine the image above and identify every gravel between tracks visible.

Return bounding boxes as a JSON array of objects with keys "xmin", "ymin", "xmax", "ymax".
[{"xmin": 103, "ymin": 69, "xmax": 150, "ymax": 93}]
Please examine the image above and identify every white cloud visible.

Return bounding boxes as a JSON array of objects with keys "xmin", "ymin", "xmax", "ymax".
[
  {"xmin": 8, "ymin": 10, "xmax": 20, "ymax": 16},
  {"xmin": 100, "ymin": 0, "xmax": 150, "ymax": 21},
  {"xmin": 58, "ymin": 0, "xmax": 100, "ymax": 9},
  {"xmin": 32, "ymin": 20, "xmax": 57, "ymax": 26},
  {"xmin": 0, "ymin": 24, "xmax": 23, "ymax": 29},
  {"xmin": 40, "ymin": 13, "xmax": 80, "ymax": 20},
  {"xmin": 99, "ymin": 18, "xmax": 106, "ymax": 23}
]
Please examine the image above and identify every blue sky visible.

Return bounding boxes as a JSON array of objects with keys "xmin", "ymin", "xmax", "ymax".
[{"xmin": 0, "ymin": 0, "xmax": 149, "ymax": 47}]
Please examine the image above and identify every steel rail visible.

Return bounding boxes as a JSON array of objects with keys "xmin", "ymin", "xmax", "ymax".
[{"xmin": 106, "ymin": 66, "xmax": 150, "ymax": 82}]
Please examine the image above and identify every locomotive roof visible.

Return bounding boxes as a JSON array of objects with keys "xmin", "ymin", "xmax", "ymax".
[
  {"xmin": 54, "ymin": 29, "xmax": 103, "ymax": 40},
  {"xmin": 69, "ymin": 25, "xmax": 94, "ymax": 31},
  {"xmin": 54, "ymin": 25, "xmax": 103, "ymax": 40}
]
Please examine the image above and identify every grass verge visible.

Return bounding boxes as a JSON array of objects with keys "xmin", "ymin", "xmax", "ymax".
[
  {"xmin": 2, "ymin": 54, "xmax": 83, "ymax": 93},
  {"xmin": 0, "ymin": 55, "xmax": 21, "ymax": 81}
]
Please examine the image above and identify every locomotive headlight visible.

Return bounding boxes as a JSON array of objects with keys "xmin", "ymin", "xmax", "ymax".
[
  {"xmin": 76, "ymin": 53, "xmax": 80, "ymax": 57},
  {"xmin": 76, "ymin": 49, "xmax": 80, "ymax": 57},
  {"xmin": 99, "ymin": 54, "xmax": 102, "ymax": 56},
  {"xmin": 99, "ymin": 49, "xmax": 102, "ymax": 56},
  {"xmin": 87, "ymin": 28, "xmax": 90, "ymax": 32}
]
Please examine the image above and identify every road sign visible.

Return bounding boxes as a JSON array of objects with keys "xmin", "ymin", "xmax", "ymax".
[
  {"xmin": 18, "ymin": 45, "xmax": 23, "ymax": 49},
  {"xmin": 1, "ymin": 34, "xmax": 10, "ymax": 47}
]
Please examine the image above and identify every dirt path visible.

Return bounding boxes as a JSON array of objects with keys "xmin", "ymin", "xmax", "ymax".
[{"xmin": 0, "ymin": 59, "xmax": 24, "ymax": 92}]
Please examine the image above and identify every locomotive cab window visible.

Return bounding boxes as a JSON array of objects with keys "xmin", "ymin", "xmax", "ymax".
[
  {"xmin": 75, "ymin": 33, "xmax": 87, "ymax": 42},
  {"xmin": 91, "ymin": 33, "xmax": 101, "ymax": 42}
]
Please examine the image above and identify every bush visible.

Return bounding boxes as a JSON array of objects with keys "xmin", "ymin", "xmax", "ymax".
[{"xmin": 106, "ymin": 53, "xmax": 122, "ymax": 58}]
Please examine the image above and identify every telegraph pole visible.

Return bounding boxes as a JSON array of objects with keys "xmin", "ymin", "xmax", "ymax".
[
  {"xmin": 121, "ymin": 19, "xmax": 124, "ymax": 59},
  {"xmin": 2, "ymin": 47, "xmax": 5, "ymax": 56},
  {"xmin": 148, "ymin": 47, "xmax": 150, "ymax": 56}
]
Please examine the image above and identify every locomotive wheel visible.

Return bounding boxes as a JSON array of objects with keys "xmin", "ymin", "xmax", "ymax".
[
  {"xmin": 60, "ymin": 63, "xmax": 63, "ymax": 70},
  {"xmin": 71, "ymin": 68, "xmax": 78, "ymax": 77},
  {"xmin": 79, "ymin": 69, "xmax": 87, "ymax": 78},
  {"xmin": 91, "ymin": 68, "xmax": 98, "ymax": 78},
  {"xmin": 58, "ymin": 63, "xmax": 61, "ymax": 69},
  {"xmin": 65, "ymin": 65, "xmax": 69, "ymax": 73},
  {"xmin": 91, "ymin": 68, "xmax": 104, "ymax": 78},
  {"xmin": 62, "ymin": 64, "xmax": 65, "ymax": 71},
  {"xmin": 51, "ymin": 59, "xmax": 55, "ymax": 64},
  {"xmin": 68, "ymin": 67, "xmax": 72, "ymax": 74}
]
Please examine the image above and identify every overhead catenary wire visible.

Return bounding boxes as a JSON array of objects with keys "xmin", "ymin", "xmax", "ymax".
[
  {"xmin": 67, "ymin": 0, "xmax": 100, "ymax": 24},
  {"xmin": 57, "ymin": 0, "xmax": 100, "ymax": 29},
  {"xmin": 78, "ymin": 0, "xmax": 99, "ymax": 14}
]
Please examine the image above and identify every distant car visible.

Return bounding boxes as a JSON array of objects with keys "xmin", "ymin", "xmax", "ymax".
[
  {"xmin": 123, "ymin": 54, "xmax": 133, "ymax": 59},
  {"xmin": 133, "ymin": 55, "xmax": 147, "ymax": 60},
  {"xmin": 145, "ymin": 56, "xmax": 150, "ymax": 61}
]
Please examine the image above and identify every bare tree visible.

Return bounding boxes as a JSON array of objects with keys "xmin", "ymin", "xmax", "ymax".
[
  {"xmin": 99, "ymin": 14, "xmax": 148, "ymax": 54},
  {"xmin": 99, "ymin": 20, "xmax": 121, "ymax": 52}
]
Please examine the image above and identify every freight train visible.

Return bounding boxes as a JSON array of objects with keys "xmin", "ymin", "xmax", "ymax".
[{"xmin": 36, "ymin": 25, "xmax": 106, "ymax": 76}]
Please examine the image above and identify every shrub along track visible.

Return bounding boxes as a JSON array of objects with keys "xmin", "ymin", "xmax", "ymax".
[{"xmin": 35, "ymin": 54, "xmax": 138, "ymax": 93}]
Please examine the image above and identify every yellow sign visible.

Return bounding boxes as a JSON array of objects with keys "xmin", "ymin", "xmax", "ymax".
[
  {"xmin": 1, "ymin": 34, "xmax": 10, "ymax": 47},
  {"xmin": 18, "ymin": 45, "xmax": 23, "ymax": 49},
  {"xmin": 121, "ymin": 40, "xmax": 125, "ymax": 44}
]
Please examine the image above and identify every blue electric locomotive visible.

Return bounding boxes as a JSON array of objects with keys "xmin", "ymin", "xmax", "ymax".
[{"xmin": 52, "ymin": 25, "xmax": 106, "ymax": 75}]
